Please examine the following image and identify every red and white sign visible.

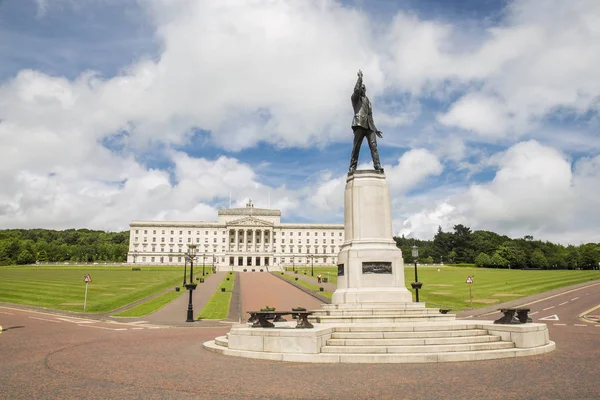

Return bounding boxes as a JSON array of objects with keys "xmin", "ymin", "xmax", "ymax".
[
  {"xmin": 465, "ymin": 276, "xmax": 474, "ymax": 284},
  {"xmin": 84, "ymin": 274, "xmax": 92, "ymax": 283}
]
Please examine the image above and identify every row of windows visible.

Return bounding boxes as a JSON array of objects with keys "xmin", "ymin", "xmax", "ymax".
[
  {"xmin": 136, "ymin": 256, "xmax": 331, "ymax": 264},
  {"xmin": 134, "ymin": 229, "xmax": 343, "ymax": 237},
  {"xmin": 134, "ymin": 244, "xmax": 335, "ymax": 254},
  {"xmin": 135, "ymin": 236, "xmax": 341, "ymax": 244}
]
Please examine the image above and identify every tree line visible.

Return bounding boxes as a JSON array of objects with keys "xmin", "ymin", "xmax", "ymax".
[
  {"xmin": 395, "ymin": 225, "xmax": 600, "ymax": 270},
  {"xmin": 0, "ymin": 229, "xmax": 129, "ymax": 265},
  {"xmin": 1, "ymin": 225, "xmax": 599, "ymax": 269}
]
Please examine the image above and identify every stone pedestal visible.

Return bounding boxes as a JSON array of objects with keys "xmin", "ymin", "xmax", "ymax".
[{"xmin": 332, "ymin": 170, "xmax": 412, "ymax": 304}]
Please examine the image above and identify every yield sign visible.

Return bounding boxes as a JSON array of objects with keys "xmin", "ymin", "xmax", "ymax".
[
  {"xmin": 84, "ymin": 274, "xmax": 92, "ymax": 283},
  {"xmin": 465, "ymin": 276, "xmax": 474, "ymax": 284},
  {"xmin": 539, "ymin": 314, "xmax": 559, "ymax": 321}
]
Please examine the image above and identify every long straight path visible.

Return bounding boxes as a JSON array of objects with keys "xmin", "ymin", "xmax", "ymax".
[{"xmin": 239, "ymin": 272, "xmax": 323, "ymax": 314}]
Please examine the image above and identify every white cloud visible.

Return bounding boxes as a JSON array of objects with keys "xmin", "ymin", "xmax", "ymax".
[{"xmin": 1, "ymin": 0, "xmax": 600, "ymax": 246}]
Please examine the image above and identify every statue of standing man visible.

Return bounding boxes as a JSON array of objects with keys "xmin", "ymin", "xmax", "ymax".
[{"xmin": 349, "ymin": 69, "xmax": 384, "ymax": 174}]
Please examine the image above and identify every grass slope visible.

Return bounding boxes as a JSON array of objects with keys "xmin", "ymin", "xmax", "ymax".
[
  {"xmin": 0, "ymin": 266, "xmax": 186, "ymax": 313},
  {"xmin": 112, "ymin": 291, "xmax": 183, "ymax": 317},
  {"xmin": 197, "ymin": 272, "xmax": 236, "ymax": 320}
]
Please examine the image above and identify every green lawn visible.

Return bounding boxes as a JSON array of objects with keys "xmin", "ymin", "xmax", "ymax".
[
  {"xmin": 287, "ymin": 267, "xmax": 338, "ymax": 284},
  {"xmin": 412, "ymin": 267, "xmax": 600, "ymax": 309},
  {"xmin": 0, "ymin": 266, "xmax": 189, "ymax": 313},
  {"xmin": 278, "ymin": 272, "xmax": 333, "ymax": 298},
  {"xmin": 197, "ymin": 272, "xmax": 236, "ymax": 320},
  {"xmin": 284, "ymin": 266, "xmax": 599, "ymax": 310},
  {"xmin": 112, "ymin": 291, "xmax": 183, "ymax": 317}
]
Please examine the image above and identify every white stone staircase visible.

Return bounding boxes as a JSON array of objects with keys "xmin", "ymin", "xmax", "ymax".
[{"xmin": 204, "ymin": 320, "xmax": 555, "ymax": 363}]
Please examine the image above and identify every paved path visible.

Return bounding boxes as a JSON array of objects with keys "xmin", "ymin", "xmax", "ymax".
[{"xmin": 239, "ymin": 272, "xmax": 323, "ymax": 315}]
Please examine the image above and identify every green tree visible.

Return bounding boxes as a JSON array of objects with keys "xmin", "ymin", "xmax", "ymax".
[
  {"xmin": 490, "ymin": 252, "xmax": 509, "ymax": 268},
  {"xmin": 529, "ymin": 249, "xmax": 548, "ymax": 269},
  {"xmin": 498, "ymin": 242, "xmax": 527, "ymax": 269},
  {"xmin": 17, "ymin": 249, "xmax": 35, "ymax": 265},
  {"xmin": 475, "ymin": 252, "xmax": 491, "ymax": 268}
]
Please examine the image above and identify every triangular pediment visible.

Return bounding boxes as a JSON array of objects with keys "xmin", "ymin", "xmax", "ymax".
[{"xmin": 227, "ymin": 217, "xmax": 273, "ymax": 227}]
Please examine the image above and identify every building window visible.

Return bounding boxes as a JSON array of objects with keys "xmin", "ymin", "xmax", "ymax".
[
  {"xmin": 214, "ymin": 231, "xmax": 217, "ymax": 235},
  {"xmin": 323, "ymin": 232, "xmax": 326, "ymax": 236},
  {"xmin": 339, "ymin": 232, "xmax": 342, "ymax": 236},
  {"xmin": 196, "ymin": 238, "xmax": 200, "ymax": 243},
  {"xmin": 331, "ymin": 239, "xmax": 334, "ymax": 244},
  {"xmin": 171, "ymin": 230, "xmax": 174, "ymax": 234},
  {"xmin": 153, "ymin": 230, "xmax": 156, "ymax": 234},
  {"xmin": 282, "ymin": 239, "xmax": 285, "ymax": 244},
  {"xmin": 170, "ymin": 249, "xmax": 173, "ymax": 253},
  {"xmin": 290, "ymin": 232, "xmax": 293, "ymax": 236},
  {"xmin": 152, "ymin": 246, "xmax": 156, "ymax": 252},
  {"xmin": 197, "ymin": 231, "xmax": 200, "ymax": 235},
  {"xmin": 170, "ymin": 238, "xmax": 173, "ymax": 243},
  {"xmin": 143, "ymin": 237, "xmax": 147, "ymax": 242},
  {"xmin": 179, "ymin": 230, "xmax": 182, "ymax": 235},
  {"xmin": 135, "ymin": 230, "xmax": 139, "ymax": 234},
  {"xmin": 178, "ymin": 257, "xmax": 182, "ymax": 262},
  {"xmin": 188, "ymin": 231, "xmax": 191, "ymax": 235},
  {"xmin": 151, "ymin": 256, "xmax": 155, "ymax": 262},
  {"xmin": 144, "ymin": 230, "xmax": 147, "ymax": 234},
  {"xmin": 222, "ymin": 238, "xmax": 226, "ymax": 243},
  {"xmin": 142, "ymin": 257, "xmax": 146, "ymax": 262},
  {"xmin": 179, "ymin": 238, "xmax": 182, "ymax": 243},
  {"xmin": 213, "ymin": 238, "xmax": 217, "ymax": 243},
  {"xmin": 314, "ymin": 232, "xmax": 317, "ymax": 236},
  {"xmin": 169, "ymin": 256, "xmax": 173, "ymax": 262},
  {"xmin": 205, "ymin": 231, "xmax": 208, "ymax": 235},
  {"xmin": 188, "ymin": 238, "xmax": 191, "ymax": 243},
  {"xmin": 161, "ymin": 237, "xmax": 164, "ymax": 242}
]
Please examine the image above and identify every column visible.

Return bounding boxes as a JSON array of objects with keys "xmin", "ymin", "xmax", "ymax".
[
  {"xmin": 261, "ymin": 230, "xmax": 265, "ymax": 248},
  {"xmin": 234, "ymin": 230, "xmax": 238, "ymax": 250},
  {"xmin": 243, "ymin": 230, "xmax": 247, "ymax": 249}
]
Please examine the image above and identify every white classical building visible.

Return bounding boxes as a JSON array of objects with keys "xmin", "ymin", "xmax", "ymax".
[{"xmin": 127, "ymin": 200, "xmax": 344, "ymax": 271}]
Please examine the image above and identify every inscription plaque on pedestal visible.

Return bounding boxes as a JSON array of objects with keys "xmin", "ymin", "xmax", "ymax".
[
  {"xmin": 362, "ymin": 262, "xmax": 392, "ymax": 274},
  {"xmin": 337, "ymin": 264, "xmax": 345, "ymax": 276}
]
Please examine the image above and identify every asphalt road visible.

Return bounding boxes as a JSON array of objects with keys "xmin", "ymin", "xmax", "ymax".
[{"xmin": 1, "ymin": 280, "xmax": 599, "ymax": 399}]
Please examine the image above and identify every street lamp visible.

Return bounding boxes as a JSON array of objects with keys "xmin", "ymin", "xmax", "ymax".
[
  {"xmin": 411, "ymin": 245, "xmax": 422, "ymax": 302},
  {"xmin": 185, "ymin": 244, "xmax": 198, "ymax": 322},
  {"xmin": 202, "ymin": 253, "xmax": 206, "ymax": 276},
  {"xmin": 132, "ymin": 250, "xmax": 137, "ymax": 264},
  {"xmin": 311, "ymin": 254, "xmax": 314, "ymax": 277}
]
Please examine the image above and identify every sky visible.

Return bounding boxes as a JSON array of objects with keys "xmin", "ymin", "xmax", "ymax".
[{"xmin": 0, "ymin": 0, "xmax": 599, "ymax": 245}]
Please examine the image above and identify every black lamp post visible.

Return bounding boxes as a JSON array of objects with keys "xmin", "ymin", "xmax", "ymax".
[
  {"xmin": 132, "ymin": 251, "xmax": 137, "ymax": 264},
  {"xmin": 202, "ymin": 253, "xmax": 206, "ymax": 276},
  {"xmin": 411, "ymin": 245, "xmax": 422, "ymax": 302},
  {"xmin": 311, "ymin": 254, "xmax": 314, "ymax": 277},
  {"xmin": 185, "ymin": 244, "xmax": 198, "ymax": 322}
]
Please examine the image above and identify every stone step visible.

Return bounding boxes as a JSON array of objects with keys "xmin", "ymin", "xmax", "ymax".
[
  {"xmin": 327, "ymin": 335, "xmax": 501, "ymax": 347},
  {"xmin": 333, "ymin": 322, "xmax": 480, "ymax": 332},
  {"xmin": 331, "ymin": 329, "xmax": 489, "ymax": 339},
  {"xmin": 320, "ymin": 302, "xmax": 427, "ymax": 310},
  {"xmin": 312, "ymin": 309, "xmax": 445, "ymax": 316},
  {"xmin": 312, "ymin": 315, "xmax": 456, "ymax": 323},
  {"xmin": 321, "ymin": 341, "xmax": 515, "ymax": 354},
  {"xmin": 203, "ymin": 339, "xmax": 556, "ymax": 363},
  {"xmin": 215, "ymin": 336, "xmax": 229, "ymax": 347}
]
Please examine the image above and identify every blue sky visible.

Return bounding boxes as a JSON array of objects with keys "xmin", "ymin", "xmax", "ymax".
[{"xmin": 0, "ymin": 0, "xmax": 599, "ymax": 244}]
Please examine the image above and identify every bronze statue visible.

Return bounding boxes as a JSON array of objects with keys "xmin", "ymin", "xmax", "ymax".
[{"xmin": 349, "ymin": 69, "xmax": 384, "ymax": 174}]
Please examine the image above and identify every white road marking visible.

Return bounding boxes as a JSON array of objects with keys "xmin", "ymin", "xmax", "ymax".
[
  {"xmin": 553, "ymin": 324, "xmax": 566, "ymax": 326},
  {"xmin": 132, "ymin": 327, "xmax": 144, "ymax": 330},
  {"xmin": 543, "ymin": 306, "xmax": 555, "ymax": 311},
  {"xmin": 571, "ymin": 297, "xmax": 579, "ymax": 301},
  {"xmin": 539, "ymin": 314, "xmax": 559, "ymax": 321},
  {"xmin": 0, "ymin": 311, "xmax": 14, "ymax": 315},
  {"xmin": 79, "ymin": 325, "xmax": 127, "ymax": 331},
  {"xmin": 57, "ymin": 317, "xmax": 96, "ymax": 324},
  {"xmin": 530, "ymin": 311, "xmax": 538, "ymax": 315},
  {"xmin": 130, "ymin": 321, "xmax": 148, "ymax": 324},
  {"xmin": 559, "ymin": 302, "xmax": 568, "ymax": 306},
  {"xmin": 29, "ymin": 316, "xmax": 60, "ymax": 323},
  {"xmin": 595, "ymin": 325, "xmax": 600, "ymax": 327},
  {"xmin": 574, "ymin": 324, "xmax": 587, "ymax": 327}
]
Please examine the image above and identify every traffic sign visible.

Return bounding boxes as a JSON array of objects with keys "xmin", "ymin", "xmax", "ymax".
[
  {"xmin": 466, "ymin": 276, "xmax": 473, "ymax": 284},
  {"xmin": 84, "ymin": 274, "xmax": 92, "ymax": 283}
]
